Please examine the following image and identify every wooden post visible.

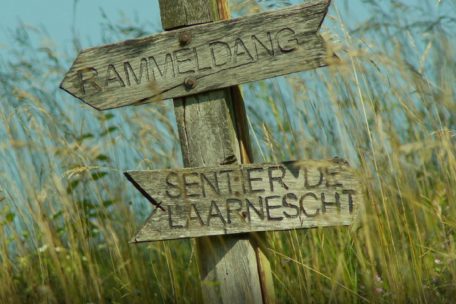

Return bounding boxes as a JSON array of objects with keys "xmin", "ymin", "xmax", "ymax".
[{"xmin": 157, "ymin": 0, "xmax": 274, "ymax": 303}]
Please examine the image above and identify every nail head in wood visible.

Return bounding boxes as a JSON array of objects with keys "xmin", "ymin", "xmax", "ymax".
[
  {"xmin": 184, "ymin": 77, "xmax": 197, "ymax": 90},
  {"xmin": 178, "ymin": 31, "xmax": 192, "ymax": 46}
]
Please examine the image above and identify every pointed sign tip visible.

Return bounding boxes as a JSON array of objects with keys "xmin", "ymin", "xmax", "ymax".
[
  {"xmin": 59, "ymin": 81, "xmax": 106, "ymax": 112},
  {"xmin": 130, "ymin": 230, "xmax": 153, "ymax": 244},
  {"xmin": 59, "ymin": 79, "xmax": 65, "ymax": 91},
  {"xmin": 124, "ymin": 171, "xmax": 135, "ymax": 184},
  {"xmin": 129, "ymin": 236, "xmax": 139, "ymax": 244},
  {"xmin": 59, "ymin": 68, "xmax": 108, "ymax": 111},
  {"xmin": 59, "ymin": 75, "xmax": 71, "ymax": 94}
]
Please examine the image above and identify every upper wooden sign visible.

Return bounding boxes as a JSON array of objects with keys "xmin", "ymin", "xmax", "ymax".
[
  {"xmin": 125, "ymin": 159, "xmax": 362, "ymax": 242},
  {"xmin": 60, "ymin": 0, "xmax": 334, "ymax": 110}
]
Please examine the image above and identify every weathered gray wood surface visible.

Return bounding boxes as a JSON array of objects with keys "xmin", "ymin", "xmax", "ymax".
[
  {"xmin": 60, "ymin": 0, "xmax": 333, "ymax": 110},
  {"xmin": 126, "ymin": 159, "xmax": 361, "ymax": 242},
  {"xmin": 160, "ymin": 1, "xmax": 268, "ymax": 303},
  {"xmin": 159, "ymin": 0, "xmax": 216, "ymax": 30}
]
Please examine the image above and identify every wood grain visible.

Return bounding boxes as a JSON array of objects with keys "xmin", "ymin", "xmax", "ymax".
[
  {"xmin": 60, "ymin": 0, "xmax": 333, "ymax": 110},
  {"xmin": 158, "ymin": 0, "xmax": 215, "ymax": 30},
  {"xmin": 126, "ymin": 159, "xmax": 362, "ymax": 242}
]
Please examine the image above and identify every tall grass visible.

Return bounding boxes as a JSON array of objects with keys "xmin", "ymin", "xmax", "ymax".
[{"xmin": 1, "ymin": 0, "xmax": 455, "ymax": 303}]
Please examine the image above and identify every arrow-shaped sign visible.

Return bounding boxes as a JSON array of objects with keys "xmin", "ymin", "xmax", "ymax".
[
  {"xmin": 125, "ymin": 159, "xmax": 362, "ymax": 242},
  {"xmin": 61, "ymin": 0, "xmax": 335, "ymax": 110}
]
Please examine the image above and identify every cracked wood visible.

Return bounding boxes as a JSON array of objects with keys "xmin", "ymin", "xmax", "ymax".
[
  {"xmin": 126, "ymin": 159, "xmax": 362, "ymax": 242},
  {"xmin": 60, "ymin": 0, "xmax": 333, "ymax": 110}
]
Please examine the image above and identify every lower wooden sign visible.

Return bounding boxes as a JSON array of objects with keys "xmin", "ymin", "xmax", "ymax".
[{"xmin": 125, "ymin": 159, "xmax": 362, "ymax": 242}]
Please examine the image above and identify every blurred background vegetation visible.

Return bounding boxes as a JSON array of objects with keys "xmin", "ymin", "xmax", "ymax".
[{"xmin": 0, "ymin": 0, "xmax": 455, "ymax": 303}]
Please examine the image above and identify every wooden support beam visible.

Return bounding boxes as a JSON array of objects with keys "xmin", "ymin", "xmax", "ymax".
[{"xmin": 157, "ymin": 0, "xmax": 274, "ymax": 303}]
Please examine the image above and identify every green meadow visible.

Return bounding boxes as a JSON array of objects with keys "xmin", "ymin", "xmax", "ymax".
[{"xmin": 0, "ymin": 0, "xmax": 455, "ymax": 303}]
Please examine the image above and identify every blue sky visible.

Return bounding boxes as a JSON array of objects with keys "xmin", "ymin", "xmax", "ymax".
[
  {"xmin": 0, "ymin": 0, "xmax": 445, "ymax": 49},
  {"xmin": 0, "ymin": 0, "xmax": 161, "ymax": 47},
  {"xmin": 0, "ymin": 0, "xmax": 449, "ymax": 68},
  {"xmin": 0, "ymin": 0, "xmax": 374, "ymax": 49}
]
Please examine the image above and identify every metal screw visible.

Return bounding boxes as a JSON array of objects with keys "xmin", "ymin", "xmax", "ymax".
[
  {"xmin": 178, "ymin": 31, "xmax": 192, "ymax": 46},
  {"xmin": 184, "ymin": 77, "xmax": 197, "ymax": 90}
]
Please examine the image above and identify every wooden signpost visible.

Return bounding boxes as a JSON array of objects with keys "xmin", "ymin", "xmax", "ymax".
[{"xmin": 61, "ymin": 0, "xmax": 363, "ymax": 303}]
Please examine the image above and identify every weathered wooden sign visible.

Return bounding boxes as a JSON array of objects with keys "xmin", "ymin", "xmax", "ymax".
[
  {"xmin": 126, "ymin": 159, "xmax": 362, "ymax": 242},
  {"xmin": 60, "ymin": 0, "xmax": 334, "ymax": 110}
]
